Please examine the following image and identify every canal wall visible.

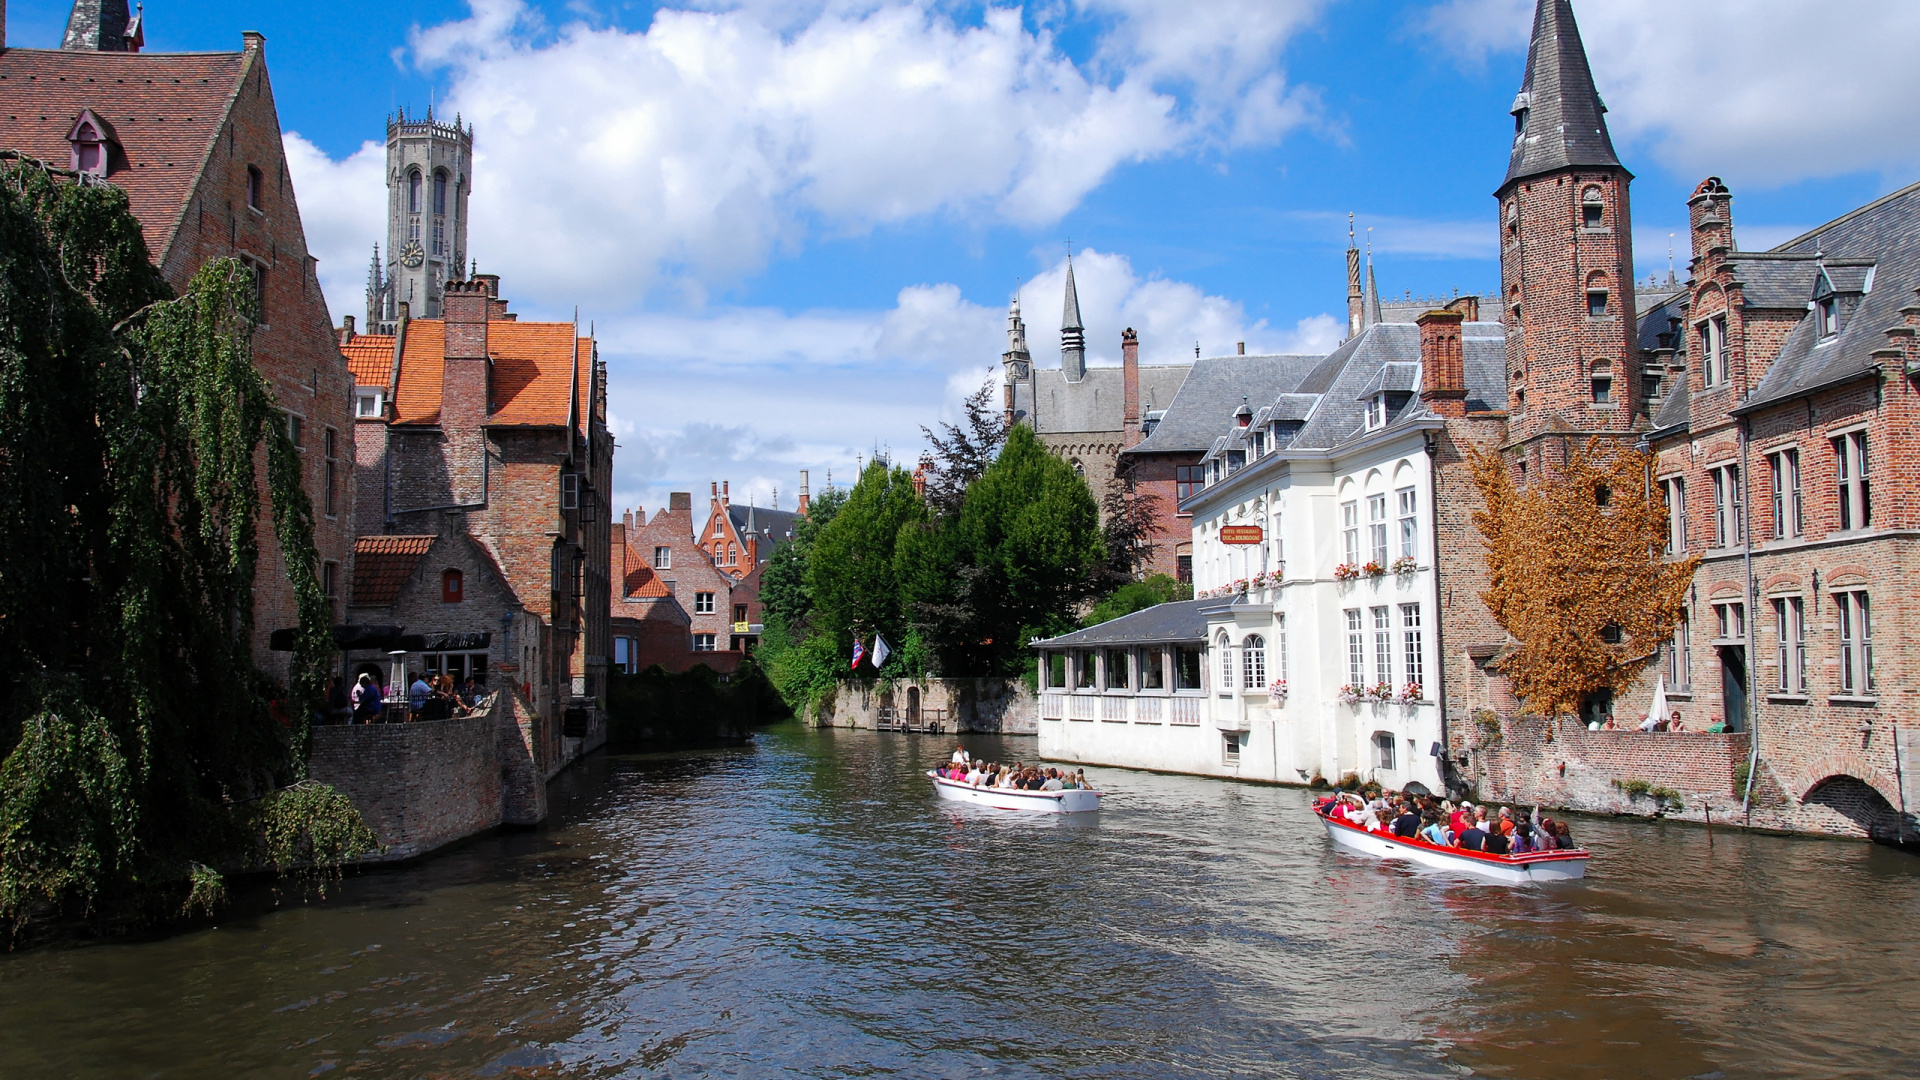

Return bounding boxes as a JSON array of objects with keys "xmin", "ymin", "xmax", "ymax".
[
  {"xmin": 816, "ymin": 678, "xmax": 1038, "ymax": 735},
  {"xmin": 310, "ymin": 688, "xmax": 558, "ymax": 862}
]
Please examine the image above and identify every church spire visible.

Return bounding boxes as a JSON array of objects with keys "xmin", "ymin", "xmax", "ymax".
[
  {"xmin": 1061, "ymin": 253, "xmax": 1086, "ymax": 383},
  {"xmin": 1361, "ymin": 231, "xmax": 1382, "ymax": 330},
  {"xmin": 1503, "ymin": 0, "xmax": 1621, "ymax": 190},
  {"xmin": 62, "ymin": 0, "xmax": 142, "ymax": 52},
  {"xmin": 1345, "ymin": 213, "xmax": 1364, "ymax": 339}
]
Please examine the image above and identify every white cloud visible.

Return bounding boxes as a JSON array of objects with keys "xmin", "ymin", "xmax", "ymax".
[
  {"xmin": 1421, "ymin": 0, "xmax": 1920, "ymax": 187},
  {"xmin": 284, "ymin": 133, "xmax": 387, "ymax": 322}
]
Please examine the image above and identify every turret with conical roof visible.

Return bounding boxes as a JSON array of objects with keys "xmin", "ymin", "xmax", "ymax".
[
  {"xmin": 1502, "ymin": 0, "xmax": 1621, "ymax": 190},
  {"xmin": 1497, "ymin": 0, "xmax": 1643, "ymax": 446},
  {"xmin": 1061, "ymin": 258, "xmax": 1086, "ymax": 382}
]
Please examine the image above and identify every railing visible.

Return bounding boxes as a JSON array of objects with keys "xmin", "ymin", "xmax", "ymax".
[
  {"xmin": 1135, "ymin": 697, "xmax": 1162, "ymax": 723},
  {"xmin": 1101, "ymin": 696, "xmax": 1128, "ymax": 722},
  {"xmin": 876, "ymin": 706, "xmax": 948, "ymax": 734},
  {"xmin": 1170, "ymin": 697, "xmax": 1202, "ymax": 726},
  {"xmin": 1068, "ymin": 695, "xmax": 1096, "ymax": 721},
  {"xmin": 1041, "ymin": 694, "xmax": 1066, "ymax": 720}
]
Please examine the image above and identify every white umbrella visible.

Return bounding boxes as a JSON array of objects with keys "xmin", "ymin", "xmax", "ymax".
[{"xmin": 1646, "ymin": 676, "xmax": 1668, "ymax": 732}]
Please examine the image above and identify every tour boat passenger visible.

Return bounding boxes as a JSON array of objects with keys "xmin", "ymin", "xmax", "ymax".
[
  {"xmin": 1418, "ymin": 815, "xmax": 1450, "ymax": 846},
  {"xmin": 1391, "ymin": 804, "xmax": 1420, "ymax": 838},
  {"xmin": 1041, "ymin": 771, "xmax": 1064, "ymax": 792}
]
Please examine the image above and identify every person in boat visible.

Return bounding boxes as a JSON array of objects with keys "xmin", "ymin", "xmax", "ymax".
[
  {"xmin": 1418, "ymin": 813, "xmax": 1450, "ymax": 846},
  {"xmin": 1553, "ymin": 820, "xmax": 1575, "ymax": 849},
  {"xmin": 1042, "ymin": 770, "xmax": 1064, "ymax": 792},
  {"xmin": 1482, "ymin": 814, "xmax": 1511, "ymax": 855},
  {"xmin": 1448, "ymin": 801, "xmax": 1473, "ymax": 836},
  {"xmin": 1391, "ymin": 802, "xmax": 1420, "ymax": 838},
  {"xmin": 951, "ymin": 746, "xmax": 970, "ymax": 765},
  {"xmin": 1456, "ymin": 812, "xmax": 1489, "ymax": 851}
]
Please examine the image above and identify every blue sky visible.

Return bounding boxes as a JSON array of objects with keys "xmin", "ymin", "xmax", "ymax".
[{"xmin": 11, "ymin": 0, "xmax": 1918, "ymax": 515}]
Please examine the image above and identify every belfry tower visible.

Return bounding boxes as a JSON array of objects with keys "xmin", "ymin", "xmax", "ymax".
[
  {"xmin": 367, "ymin": 105, "xmax": 473, "ymax": 331},
  {"xmin": 1498, "ymin": 0, "xmax": 1641, "ymax": 447}
]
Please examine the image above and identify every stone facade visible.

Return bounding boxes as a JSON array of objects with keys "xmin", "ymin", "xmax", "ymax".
[
  {"xmin": 366, "ymin": 108, "xmax": 472, "ymax": 329},
  {"xmin": 815, "ymin": 678, "xmax": 1039, "ymax": 735}
]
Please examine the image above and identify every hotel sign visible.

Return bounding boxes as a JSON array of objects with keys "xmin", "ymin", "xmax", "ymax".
[{"xmin": 1219, "ymin": 525, "xmax": 1264, "ymax": 545}]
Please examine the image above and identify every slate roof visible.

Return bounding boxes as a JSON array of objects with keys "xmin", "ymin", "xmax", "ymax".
[
  {"xmin": 1502, "ymin": 0, "xmax": 1622, "ymax": 189},
  {"xmin": 1284, "ymin": 321, "xmax": 1505, "ymax": 452},
  {"xmin": 351, "ymin": 535, "xmax": 435, "ymax": 607},
  {"xmin": 349, "ymin": 321, "xmax": 593, "ymax": 430},
  {"xmin": 1125, "ymin": 355, "xmax": 1322, "ymax": 455},
  {"xmin": 729, "ymin": 504, "xmax": 800, "ymax": 562},
  {"xmin": 1723, "ymin": 254, "xmax": 1824, "ymax": 309},
  {"xmin": 1029, "ymin": 364, "xmax": 1191, "ymax": 435},
  {"xmin": 0, "ymin": 46, "xmax": 250, "ymax": 262},
  {"xmin": 1034, "ymin": 600, "xmax": 1208, "ymax": 647},
  {"xmin": 1738, "ymin": 179, "xmax": 1920, "ymax": 413}
]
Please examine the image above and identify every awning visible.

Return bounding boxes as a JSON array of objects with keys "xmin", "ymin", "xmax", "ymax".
[{"xmin": 266, "ymin": 626, "xmax": 490, "ymax": 652}]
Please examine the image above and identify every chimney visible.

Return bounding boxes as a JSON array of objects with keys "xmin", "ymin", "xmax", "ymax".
[
  {"xmin": 670, "ymin": 491, "xmax": 692, "ymax": 518},
  {"xmin": 722, "ymin": 480, "xmax": 730, "ymax": 505},
  {"xmin": 1689, "ymin": 176, "xmax": 1733, "ymax": 273},
  {"xmin": 1417, "ymin": 309, "xmax": 1468, "ymax": 418},
  {"xmin": 1445, "ymin": 294, "xmax": 1480, "ymax": 322},
  {"xmin": 1236, "ymin": 341, "xmax": 1245, "ymax": 355},
  {"xmin": 242, "ymin": 31, "xmax": 264, "ymax": 53},
  {"xmin": 798, "ymin": 470, "xmax": 811, "ymax": 515},
  {"xmin": 397, "ymin": 300, "xmax": 411, "ymax": 322},
  {"xmin": 338, "ymin": 314, "xmax": 356, "ymax": 347},
  {"xmin": 1121, "ymin": 328, "xmax": 1141, "ymax": 448},
  {"xmin": 440, "ymin": 278, "xmax": 491, "ymax": 432}
]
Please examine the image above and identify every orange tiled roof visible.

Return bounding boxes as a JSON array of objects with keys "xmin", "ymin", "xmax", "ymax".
[
  {"xmin": 0, "ymin": 48, "xmax": 248, "ymax": 263},
  {"xmin": 351, "ymin": 535, "xmax": 435, "ymax": 607},
  {"xmin": 622, "ymin": 558, "xmax": 671, "ymax": 599},
  {"xmin": 343, "ymin": 335, "xmax": 394, "ymax": 388},
  {"xmin": 387, "ymin": 319, "xmax": 588, "ymax": 430}
]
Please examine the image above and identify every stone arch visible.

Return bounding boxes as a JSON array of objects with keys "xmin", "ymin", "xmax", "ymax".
[
  {"xmin": 1801, "ymin": 774, "xmax": 1905, "ymax": 842},
  {"xmin": 1707, "ymin": 580, "xmax": 1744, "ymax": 600},
  {"xmin": 1825, "ymin": 564, "xmax": 1869, "ymax": 589},
  {"xmin": 1786, "ymin": 753, "xmax": 1902, "ymax": 810}
]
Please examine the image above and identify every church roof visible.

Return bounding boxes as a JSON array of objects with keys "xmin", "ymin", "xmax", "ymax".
[
  {"xmin": 1502, "ymin": 0, "xmax": 1622, "ymax": 189},
  {"xmin": 727, "ymin": 504, "xmax": 800, "ymax": 559},
  {"xmin": 1028, "ymin": 363, "xmax": 1191, "ymax": 435},
  {"xmin": 0, "ymin": 45, "xmax": 251, "ymax": 262},
  {"xmin": 1062, "ymin": 260, "xmax": 1084, "ymax": 332}
]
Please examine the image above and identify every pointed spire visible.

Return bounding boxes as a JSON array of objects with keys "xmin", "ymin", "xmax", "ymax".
[
  {"xmin": 1361, "ymin": 231, "xmax": 1382, "ymax": 329},
  {"xmin": 1003, "ymin": 285, "xmax": 1031, "ymax": 367},
  {"xmin": 1061, "ymin": 252, "xmax": 1087, "ymax": 382},
  {"xmin": 1345, "ymin": 213, "xmax": 1364, "ymax": 339},
  {"xmin": 62, "ymin": 0, "xmax": 137, "ymax": 51},
  {"xmin": 1503, "ymin": 0, "xmax": 1622, "ymax": 189}
]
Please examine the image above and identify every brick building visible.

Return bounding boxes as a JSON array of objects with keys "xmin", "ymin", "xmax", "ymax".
[
  {"xmin": 608, "ymin": 518, "xmax": 698, "ymax": 675},
  {"xmin": 341, "ymin": 273, "xmax": 612, "ymax": 752},
  {"xmin": 0, "ymin": 2, "xmax": 358, "ymax": 676},
  {"xmin": 621, "ymin": 493, "xmax": 745, "ymax": 660}
]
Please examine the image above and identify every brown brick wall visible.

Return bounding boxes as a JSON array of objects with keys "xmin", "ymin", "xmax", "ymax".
[{"xmin": 309, "ymin": 709, "xmax": 503, "ymax": 861}]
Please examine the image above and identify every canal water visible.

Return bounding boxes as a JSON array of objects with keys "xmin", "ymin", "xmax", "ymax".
[{"xmin": 3, "ymin": 725, "xmax": 1918, "ymax": 1079}]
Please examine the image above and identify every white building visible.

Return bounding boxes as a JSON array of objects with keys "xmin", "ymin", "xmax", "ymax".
[{"xmin": 1037, "ymin": 290, "xmax": 1505, "ymax": 794}]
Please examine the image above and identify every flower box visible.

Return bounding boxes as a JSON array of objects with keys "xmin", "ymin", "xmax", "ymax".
[
  {"xmin": 1336, "ymin": 683, "xmax": 1364, "ymax": 706},
  {"xmin": 1362, "ymin": 561, "xmax": 1387, "ymax": 578},
  {"xmin": 1391, "ymin": 555, "xmax": 1419, "ymax": 576},
  {"xmin": 1333, "ymin": 563, "xmax": 1361, "ymax": 582}
]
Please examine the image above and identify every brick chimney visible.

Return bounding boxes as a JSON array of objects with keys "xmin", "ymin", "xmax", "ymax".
[
  {"xmin": 798, "ymin": 470, "xmax": 810, "ymax": 515},
  {"xmin": 1417, "ymin": 309, "xmax": 1467, "ymax": 418},
  {"xmin": 337, "ymin": 314, "xmax": 356, "ymax": 348},
  {"xmin": 1121, "ymin": 328, "xmax": 1141, "ymax": 447},
  {"xmin": 1689, "ymin": 177, "xmax": 1733, "ymax": 275},
  {"xmin": 1445, "ymin": 294, "xmax": 1480, "ymax": 323},
  {"xmin": 441, "ymin": 278, "xmax": 490, "ymax": 428}
]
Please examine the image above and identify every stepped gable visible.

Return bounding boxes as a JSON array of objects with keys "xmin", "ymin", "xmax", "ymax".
[{"xmin": 0, "ymin": 46, "xmax": 248, "ymax": 260}]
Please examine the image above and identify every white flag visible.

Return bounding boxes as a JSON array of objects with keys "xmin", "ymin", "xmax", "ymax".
[{"xmin": 871, "ymin": 635, "xmax": 892, "ymax": 669}]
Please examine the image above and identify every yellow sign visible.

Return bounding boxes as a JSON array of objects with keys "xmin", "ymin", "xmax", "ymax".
[{"xmin": 733, "ymin": 621, "xmax": 752, "ymax": 634}]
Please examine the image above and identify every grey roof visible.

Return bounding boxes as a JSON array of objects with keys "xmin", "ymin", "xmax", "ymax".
[
  {"xmin": 1739, "ymin": 179, "xmax": 1920, "ymax": 413},
  {"xmin": 1062, "ymin": 261, "xmax": 1084, "ymax": 332},
  {"xmin": 1355, "ymin": 361, "xmax": 1420, "ymax": 399},
  {"xmin": 1637, "ymin": 288, "xmax": 1688, "ymax": 354},
  {"xmin": 1724, "ymin": 254, "xmax": 1823, "ymax": 309},
  {"xmin": 1124, "ymin": 354, "xmax": 1322, "ymax": 455},
  {"xmin": 1287, "ymin": 321, "xmax": 1505, "ymax": 450},
  {"xmin": 1502, "ymin": 0, "xmax": 1622, "ymax": 189},
  {"xmin": 1266, "ymin": 393, "xmax": 1320, "ymax": 422},
  {"xmin": 729, "ymin": 504, "xmax": 800, "ymax": 563},
  {"xmin": 1027, "ymin": 363, "xmax": 1191, "ymax": 435},
  {"xmin": 1035, "ymin": 600, "xmax": 1208, "ymax": 647}
]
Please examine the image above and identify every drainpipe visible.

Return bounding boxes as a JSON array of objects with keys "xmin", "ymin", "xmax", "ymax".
[{"xmin": 1739, "ymin": 412, "xmax": 1761, "ymax": 820}]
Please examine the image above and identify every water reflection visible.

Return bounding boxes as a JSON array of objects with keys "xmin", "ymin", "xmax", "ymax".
[{"xmin": 0, "ymin": 725, "xmax": 1916, "ymax": 1078}]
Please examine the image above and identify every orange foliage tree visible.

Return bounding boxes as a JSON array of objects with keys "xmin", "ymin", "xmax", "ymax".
[{"xmin": 1468, "ymin": 438, "xmax": 1700, "ymax": 718}]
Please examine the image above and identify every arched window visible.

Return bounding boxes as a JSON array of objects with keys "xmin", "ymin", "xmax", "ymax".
[
  {"xmin": 408, "ymin": 169, "xmax": 422, "ymax": 214},
  {"xmin": 1071, "ymin": 458, "xmax": 1085, "ymax": 478},
  {"xmin": 433, "ymin": 169, "xmax": 448, "ymax": 215},
  {"xmin": 1242, "ymin": 634, "xmax": 1266, "ymax": 690},
  {"xmin": 1591, "ymin": 359, "xmax": 1613, "ymax": 404},
  {"xmin": 1217, "ymin": 631, "xmax": 1233, "ymax": 691},
  {"xmin": 1586, "ymin": 271, "xmax": 1610, "ymax": 317},
  {"xmin": 1582, "ymin": 185, "xmax": 1605, "ymax": 228},
  {"xmin": 442, "ymin": 568, "xmax": 465, "ymax": 603},
  {"xmin": 1373, "ymin": 731, "xmax": 1397, "ymax": 771}
]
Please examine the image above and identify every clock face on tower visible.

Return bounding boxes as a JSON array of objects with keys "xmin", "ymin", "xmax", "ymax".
[{"xmin": 399, "ymin": 241, "xmax": 425, "ymax": 268}]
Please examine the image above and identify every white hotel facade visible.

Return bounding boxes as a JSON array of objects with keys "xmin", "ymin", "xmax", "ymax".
[{"xmin": 1036, "ymin": 305, "xmax": 1506, "ymax": 793}]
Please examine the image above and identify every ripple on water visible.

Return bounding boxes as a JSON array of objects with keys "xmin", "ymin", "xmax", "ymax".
[{"xmin": 0, "ymin": 726, "xmax": 1918, "ymax": 1079}]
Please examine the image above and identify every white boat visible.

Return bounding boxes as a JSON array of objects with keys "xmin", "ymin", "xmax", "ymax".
[
  {"xmin": 1318, "ymin": 811, "xmax": 1589, "ymax": 884},
  {"xmin": 928, "ymin": 771, "xmax": 1102, "ymax": 813}
]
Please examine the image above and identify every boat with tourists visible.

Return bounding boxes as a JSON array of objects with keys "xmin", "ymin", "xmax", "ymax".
[
  {"xmin": 927, "ymin": 771, "xmax": 1102, "ymax": 813},
  {"xmin": 1317, "ymin": 801, "xmax": 1589, "ymax": 884}
]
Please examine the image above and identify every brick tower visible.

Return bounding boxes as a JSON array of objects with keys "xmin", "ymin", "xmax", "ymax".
[{"xmin": 1497, "ymin": 0, "xmax": 1641, "ymax": 449}]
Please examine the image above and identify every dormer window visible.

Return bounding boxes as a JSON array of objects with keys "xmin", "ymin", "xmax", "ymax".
[
  {"xmin": 1250, "ymin": 431, "xmax": 1265, "ymax": 456},
  {"xmin": 1365, "ymin": 395, "xmax": 1387, "ymax": 431},
  {"xmin": 1582, "ymin": 186, "xmax": 1604, "ymax": 228},
  {"xmin": 354, "ymin": 387, "xmax": 385, "ymax": 418},
  {"xmin": 66, "ymin": 110, "xmax": 117, "ymax": 177},
  {"xmin": 1817, "ymin": 297, "xmax": 1838, "ymax": 337}
]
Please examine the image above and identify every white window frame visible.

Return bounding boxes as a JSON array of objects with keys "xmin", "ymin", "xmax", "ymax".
[
  {"xmin": 1663, "ymin": 477, "xmax": 1687, "ymax": 553},
  {"xmin": 1340, "ymin": 500, "xmax": 1360, "ymax": 564},
  {"xmin": 1345, "ymin": 609, "xmax": 1364, "ymax": 688},
  {"xmin": 692, "ymin": 633, "xmax": 717, "ymax": 652},
  {"xmin": 1396, "ymin": 487, "xmax": 1418, "ymax": 560},
  {"xmin": 355, "ymin": 387, "xmax": 385, "ymax": 418},
  {"xmin": 654, "ymin": 546, "xmax": 671, "ymax": 570},
  {"xmin": 1773, "ymin": 596, "xmax": 1805, "ymax": 694},
  {"xmin": 1241, "ymin": 634, "xmax": 1266, "ymax": 691},
  {"xmin": 1372, "ymin": 606, "xmax": 1392, "ymax": 686},
  {"xmin": 1834, "ymin": 430, "xmax": 1869, "ymax": 532},
  {"xmin": 1367, "ymin": 494, "xmax": 1389, "ymax": 565},
  {"xmin": 1401, "ymin": 604, "xmax": 1423, "ymax": 693},
  {"xmin": 1669, "ymin": 611, "xmax": 1692, "ymax": 691},
  {"xmin": 1837, "ymin": 591, "xmax": 1874, "ymax": 695},
  {"xmin": 694, "ymin": 591, "xmax": 716, "ymax": 615},
  {"xmin": 1711, "ymin": 464, "xmax": 1742, "ymax": 547},
  {"xmin": 1768, "ymin": 448, "xmax": 1802, "ymax": 539}
]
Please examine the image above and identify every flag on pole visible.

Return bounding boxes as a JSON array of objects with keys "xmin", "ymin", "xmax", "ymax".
[
  {"xmin": 850, "ymin": 638, "xmax": 866, "ymax": 670},
  {"xmin": 871, "ymin": 635, "xmax": 892, "ymax": 669}
]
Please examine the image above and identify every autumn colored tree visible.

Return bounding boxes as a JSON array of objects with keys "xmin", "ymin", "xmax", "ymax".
[{"xmin": 1468, "ymin": 438, "xmax": 1699, "ymax": 718}]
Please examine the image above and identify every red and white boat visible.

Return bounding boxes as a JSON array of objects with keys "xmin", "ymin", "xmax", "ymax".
[
  {"xmin": 1318, "ymin": 810, "xmax": 1589, "ymax": 884},
  {"xmin": 928, "ymin": 771, "xmax": 1102, "ymax": 813}
]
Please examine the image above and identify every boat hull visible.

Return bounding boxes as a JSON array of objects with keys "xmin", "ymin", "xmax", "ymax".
[
  {"xmin": 929, "ymin": 772, "xmax": 1102, "ymax": 813},
  {"xmin": 1319, "ymin": 814, "xmax": 1588, "ymax": 884}
]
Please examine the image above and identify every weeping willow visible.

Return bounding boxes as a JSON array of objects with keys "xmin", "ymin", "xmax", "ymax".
[{"xmin": 0, "ymin": 157, "xmax": 373, "ymax": 935}]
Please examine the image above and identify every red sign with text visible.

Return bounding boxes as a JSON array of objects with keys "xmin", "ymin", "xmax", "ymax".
[{"xmin": 1219, "ymin": 525, "xmax": 1264, "ymax": 545}]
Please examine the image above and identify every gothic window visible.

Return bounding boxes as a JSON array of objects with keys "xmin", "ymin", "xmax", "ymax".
[
  {"xmin": 1590, "ymin": 360, "xmax": 1613, "ymax": 404},
  {"xmin": 1586, "ymin": 272, "xmax": 1610, "ymax": 317},
  {"xmin": 1582, "ymin": 186, "xmax": 1604, "ymax": 228},
  {"xmin": 1241, "ymin": 635, "xmax": 1265, "ymax": 690},
  {"xmin": 433, "ymin": 170, "xmax": 448, "ymax": 215},
  {"xmin": 408, "ymin": 169, "xmax": 422, "ymax": 214}
]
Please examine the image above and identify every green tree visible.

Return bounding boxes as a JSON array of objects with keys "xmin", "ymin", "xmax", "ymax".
[
  {"xmin": 757, "ymin": 485, "xmax": 845, "ymax": 637},
  {"xmin": 0, "ymin": 158, "xmax": 370, "ymax": 933},
  {"xmin": 904, "ymin": 424, "xmax": 1103, "ymax": 675},
  {"xmin": 807, "ymin": 460, "xmax": 926, "ymax": 662},
  {"xmin": 1084, "ymin": 573, "xmax": 1192, "ymax": 628}
]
